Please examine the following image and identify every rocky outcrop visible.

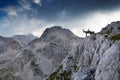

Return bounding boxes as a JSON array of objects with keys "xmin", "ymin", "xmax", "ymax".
[
  {"xmin": 0, "ymin": 22, "xmax": 120, "ymax": 80},
  {"xmin": 47, "ymin": 22, "xmax": 120, "ymax": 80},
  {"xmin": 95, "ymin": 41, "xmax": 120, "ymax": 80},
  {"xmin": 0, "ymin": 26, "xmax": 82, "ymax": 80},
  {"xmin": 26, "ymin": 26, "xmax": 82, "ymax": 80},
  {"xmin": 101, "ymin": 21, "xmax": 120, "ymax": 35}
]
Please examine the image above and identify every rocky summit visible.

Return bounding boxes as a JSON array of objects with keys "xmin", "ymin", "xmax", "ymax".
[{"xmin": 0, "ymin": 22, "xmax": 120, "ymax": 80}]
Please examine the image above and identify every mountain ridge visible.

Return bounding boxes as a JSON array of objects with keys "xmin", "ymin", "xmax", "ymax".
[{"xmin": 0, "ymin": 21, "xmax": 119, "ymax": 80}]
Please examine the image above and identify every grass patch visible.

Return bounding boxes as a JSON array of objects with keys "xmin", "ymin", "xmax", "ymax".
[{"xmin": 110, "ymin": 34, "xmax": 120, "ymax": 40}]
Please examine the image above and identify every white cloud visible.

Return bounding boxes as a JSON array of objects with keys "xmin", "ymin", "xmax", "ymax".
[
  {"xmin": 0, "ymin": 14, "xmax": 49, "ymax": 37},
  {"xmin": 66, "ymin": 9, "xmax": 120, "ymax": 37},
  {"xmin": 1, "ymin": 4, "xmax": 120, "ymax": 38},
  {"xmin": 18, "ymin": 0, "xmax": 31, "ymax": 10},
  {"xmin": 18, "ymin": 0, "xmax": 42, "ymax": 10},
  {"xmin": 8, "ymin": 10, "xmax": 17, "ymax": 16},
  {"xmin": 51, "ymin": 8, "xmax": 120, "ymax": 37},
  {"xmin": 0, "ymin": 6, "xmax": 18, "ymax": 16},
  {"xmin": 33, "ymin": 0, "xmax": 42, "ymax": 6}
]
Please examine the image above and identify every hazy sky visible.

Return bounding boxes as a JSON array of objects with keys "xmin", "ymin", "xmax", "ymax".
[{"xmin": 0, "ymin": 0, "xmax": 120, "ymax": 37}]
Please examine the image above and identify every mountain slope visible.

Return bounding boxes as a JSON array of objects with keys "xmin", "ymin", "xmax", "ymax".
[
  {"xmin": 0, "ymin": 26, "xmax": 83, "ymax": 80},
  {"xmin": 47, "ymin": 22, "xmax": 120, "ymax": 80},
  {"xmin": 0, "ymin": 22, "xmax": 120, "ymax": 80}
]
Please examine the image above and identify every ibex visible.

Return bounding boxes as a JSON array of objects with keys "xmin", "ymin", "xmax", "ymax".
[{"xmin": 83, "ymin": 29, "xmax": 95, "ymax": 37}]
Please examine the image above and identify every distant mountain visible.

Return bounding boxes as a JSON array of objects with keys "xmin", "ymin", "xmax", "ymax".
[
  {"xmin": 0, "ymin": 22, "xmax": 120, "ymax": 80},
  {"xmin": 0, "ymin": 36, "xmax": 22, "ymax": 71},
  {"xmin": 0, "ymin": 36, "xmax": 21, "ymax": 54},
  {"xmin": 12, "ymin": 34, "xmax": 37, "ymax": 46}
]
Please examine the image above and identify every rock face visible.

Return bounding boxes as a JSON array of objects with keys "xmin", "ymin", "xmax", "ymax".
[
  {"xmin": 26, "ymin": 26, "xmax": 82, "ymax": 79},
  {"xmin": 95, "ymin": 42, "xmax": 120, "ymax": 80},
  {"xmin": 0, "ymin": 22, "xmax": 120, "ymax": 80},
  {"xmin": 47, "ymin": 22, "xmax": 120, "ymax": 80},
  {"xmin": 101, "ymin": 21, "xmax": 120, "ymax": 35},
  {"xmin": 0, "ymin": 26, "xmax": 82, "ymax": 80}
]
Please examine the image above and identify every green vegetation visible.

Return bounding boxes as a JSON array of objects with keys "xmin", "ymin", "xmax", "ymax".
[
  {"xmin": 48, "ymin": 70, "xmax": 72, "ymax": 80},
  {"xmin": 110, "ymin": 34, "xmax": 120, "ymax": 40},
  {"xmin": 59, "ymin": 65, "xmax": 63, "ymax": 69},
  {"xmin": 47, "ymin": 64, "xmax": 72, "ymax": 80},
  {"xmin": 60, "ymin": 70, "xmax": 72, "ymax": 80},
  {"xmin": 48, "ymin": 71, "xmax": 59, "ymax": 80}
]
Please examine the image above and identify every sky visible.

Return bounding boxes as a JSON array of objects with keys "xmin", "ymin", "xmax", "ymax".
[{"xmin": 0, "ymin": 0, "xmax": 120, "ymax": 37}]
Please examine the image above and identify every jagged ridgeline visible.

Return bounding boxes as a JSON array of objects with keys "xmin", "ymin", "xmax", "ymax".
[
  {"xmin": 47, "ymin": 22, "xmax": 120, "ymax": 80},
  {"xmin": 0, "ymin": 22, "xmax": 120, "ymax": 80}
]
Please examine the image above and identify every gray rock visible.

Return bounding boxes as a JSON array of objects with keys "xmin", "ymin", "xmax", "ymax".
[
  {"xmin": 95, "ymin": 42, "xmax": 120, "ymax": 80},
  {"xmin": 0, "ymin": 21, "xmax": 120, "ymax": 80}
]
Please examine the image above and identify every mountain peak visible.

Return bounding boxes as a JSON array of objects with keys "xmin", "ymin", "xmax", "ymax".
[
  {"xmin": 49, "ymin": 26, "xmax": 62, "ymax": 29},
  {"xmin": 40, "ymin": 26, "xmax": 77, "ymax": 41}
]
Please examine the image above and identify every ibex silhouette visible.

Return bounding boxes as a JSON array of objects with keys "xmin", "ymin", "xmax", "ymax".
[{"xmin": 83, "ymin": 29, "xmax": 95, "ymax": 37}]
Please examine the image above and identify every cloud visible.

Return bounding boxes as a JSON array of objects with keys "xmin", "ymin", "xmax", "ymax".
[
  {"xmin": 1, "ymin": 0, "xmax": 120, "ymax": 38},
  {"xmin": 18, "ymin": 0, "xmax": 31, "ymax": 10},
  {"xmin": 1, "ymin": 8, "xmax": 120, "ymax": 37},
  {"xmin": 33, "ymin": 0, "xmax": 42, "ymax": 6},
  {"xmin": 0, "ymin": 6, "xmax": 19, "ymax": 16},
  {"xmin": 19, "ymin": 0, "xmax": 42, "ymax": 8},
  {"xmin": 69, "ymin": 8, "xmax": 120, "ymax": 37},
  {"xmin": 50, "ymin": 8, "xmax": 120, "ymax": 37},
  {"xmin": 0, "ymin": 14, "xmax": 50, "ymax": 37}
]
